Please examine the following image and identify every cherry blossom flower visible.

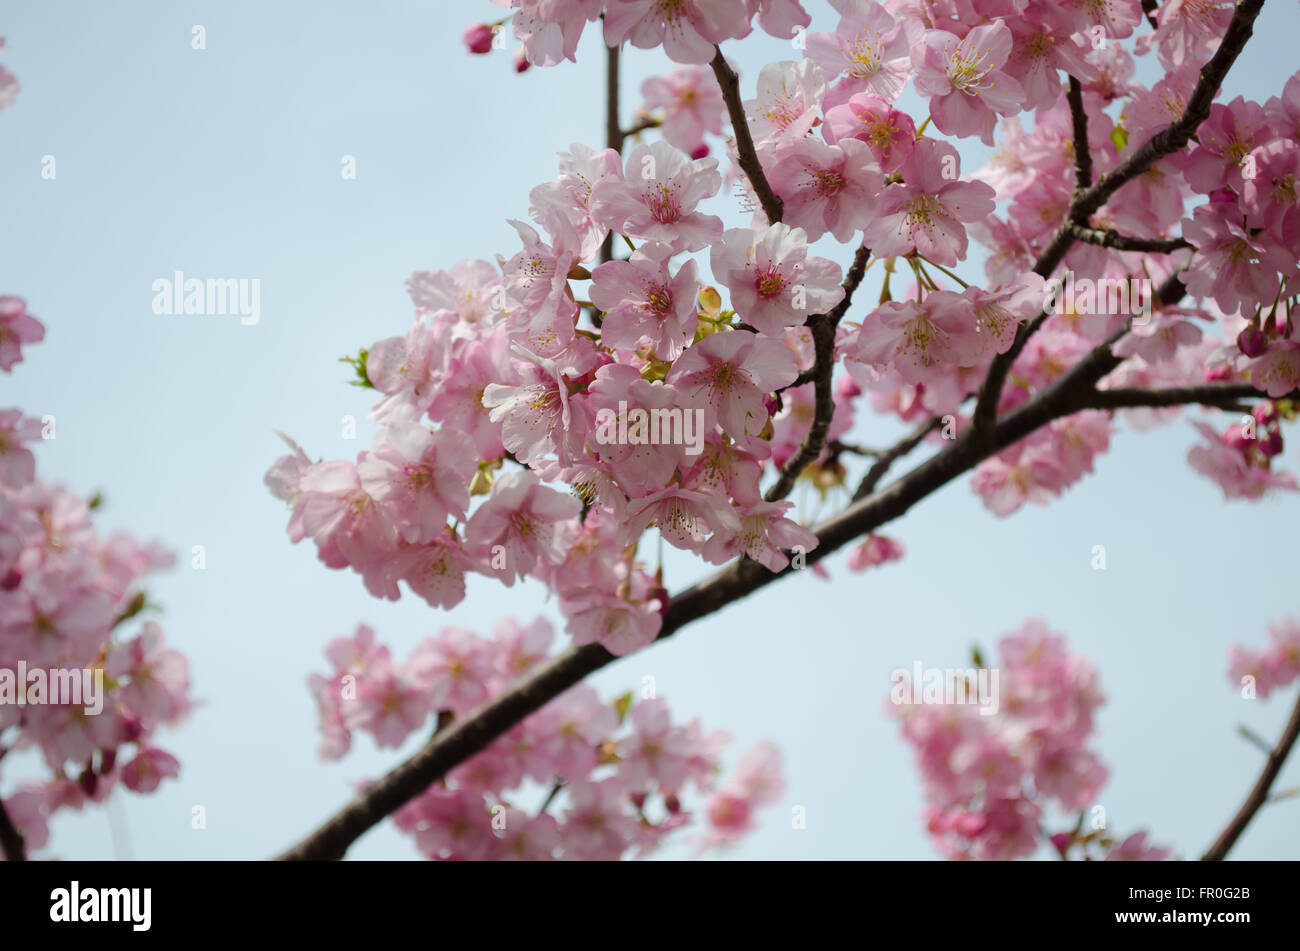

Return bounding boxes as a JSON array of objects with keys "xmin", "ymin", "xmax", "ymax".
[
  {"xmin": 863, "ymin": 139, "xmax": 996, "ymax": 266},
  {"xmin": 463, "ymin": 470, "xmax": 581, "ymax": 583},
  {"xmin": 743, "ymin": 59, "xmax": 827, "ymax": 145},
  {"xmin": 603, "ymin": 0, "xmax": 753, "ymax": 65},
  {"xmin": 709, "ymin": 223, "xmax": 845, "ymax": 334},
  {"xmin": 767, "ymin": 136, "xmax": 884, "ymax": 241},
  {"xmin": 640, "ymin": 66, "xmax": 726, "ymax": 155},
  {"xmin": 821, "ymin": 92, "xmax": 915, "ymax": 172},
  {"xmin": 803, "ymin": 0, "xmax": 915, "ymax": 107},
  {"xmin": 591, "ymin": 140, "xmax": 723, "ymax": 252},
  {"xmin": 912, "ymin": 22, "xmax": 1025, "ymax": 146},
  {"xmin": 0, "ymin": 296, "xmax": 44, "ymax": 372},
  {"xmin": 666, "ymin": 329, "xmax": 800, "ymax": 438},
  {"xmin": 590, "ymin": 242, "xmax": 699, "ymax": 360}
]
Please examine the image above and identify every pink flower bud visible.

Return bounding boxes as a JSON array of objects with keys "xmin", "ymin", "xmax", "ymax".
[
  {"xmin": 1237, "ymin": 323, "xmax": 1268, "ymax": 358},
  {"xmin": 1259, "ymin": 428, "xmax": 1283, "ymax": 458},
  {"xmin": 121, "ymin": 714, "xmax": 144, "ymax": 744},
  {"xmin": 462, "ymin": 23, "xmax": 495, "ymax": 55},
  {"xmin": 513, "ymin": 47, "xmax": 530, "ymax": 73},
  {"xmin": 1223, "ymin": 424, "xmax": 1252, "ymax": 452},
  {"xmin": 1253, "ymin": 401, "xmax": 1279, "ymax": 427},
  {"xmin": 836, "ymin": 374, "xmax": 862, "ymax": 400},
  {"xmin": 1, "ymin": 569, "xmax": 20, "ymax": 591},
  {"xmin": 1204, "ymin": 362, "xmax": 1232, "ymax": 381},
  {"xmin": 689, "ymin": 143, "xmax": 710, "ymax": 160}
]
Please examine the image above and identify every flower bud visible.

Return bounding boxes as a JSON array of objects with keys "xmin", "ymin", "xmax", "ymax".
[
  {"xmin": 513, "ymin": 47, "xmax": 530, "ymax": 73},
  {"xmin": 462, "ymin": 23, "xmax": 495, "ymax": 55},
  {"xmin": 1259, "ymin": 428, "xmax": 1283, "ymax": 458},
  {"xmin": 1237, "ymin": 323, "xmax": 1268, "ymax": 358},
  {"xmin": 1253, "ymin": 401, "xmax": 1279, "ymax": 427}
]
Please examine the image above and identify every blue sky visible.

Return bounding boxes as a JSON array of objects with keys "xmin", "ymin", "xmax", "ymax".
[{"xmin": 2, "ymin": 0, "xmax": 1298, "ymax": 860}]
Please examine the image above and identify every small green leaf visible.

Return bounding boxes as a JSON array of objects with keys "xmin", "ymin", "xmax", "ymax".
[
  {"xmin": 340, "ymin": 348, "xmax": 375, "ymax": 389},
  {"xmin": 1110, "ymin": 124, "xmax": 1129, "ymax": 153},
  {"xmin": 613, "ymin": 691, "xmax": 633, "ymax": 724}
]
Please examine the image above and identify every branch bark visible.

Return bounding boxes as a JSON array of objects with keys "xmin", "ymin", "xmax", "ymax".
[
  {"xmin": 709, "ymin": 46, "xmax": 783, "ymax": 224},
  {"xmin": 1202, "ymin": 686, "xmax": 1300, "ymax": 860}
]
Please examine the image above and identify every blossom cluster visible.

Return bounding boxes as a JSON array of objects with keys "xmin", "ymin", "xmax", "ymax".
[
  {"xmin": 1228, "ymin": 616, "xmax": 1300, "ymax": 700},
  {"xmin": 890, "ymin": 618, "xmax": 1170, "ymax": 861},
  {"xmin": 308, "ymin": 618, "xmax": 783, "ymax": 858},
  {"xmin": 267, "ymin": 1, "xmax": 1300, "ymax": 665},
  {"xmin": 0, "ymin": 297, "xmax": 192, "ymax": 859},
  {"xmin": 261, "ymin": 0, "xmax": 1300, "ymax": 857}
]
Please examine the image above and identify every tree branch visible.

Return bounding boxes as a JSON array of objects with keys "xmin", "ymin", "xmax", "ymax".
[
  {"xmin": 1203, "ymin": 686, "xmax": 1300, "ymax": 860},
  {"xmin": 851, "ymin": 416, "xmax": 944, "ymax": 502},
  {"xmin": 1066, "ymin": 76, "xmax": 1092, "ymax": 194},
  {"xmin": 599, "ymin": 41, "xmax": 624, "ymax": 265},
  {"xmin": 969, "ymin": 0, "xmax": 1266, "ymax": 435},
  {"xmin": 766, "ymin": 244, "xmax": 871, "ymax": 502},
  {"xmin": 0, "ymin": 796, "xmax": 27, "ymax": 862},
  {"xmin": 709, "ymin": 46, "xmax": 783, "ymax": 224},
  {"xmin": 1083, "ymin": 382, "xmax": 1273, "ymax": 411},
  {"xmin": 1067, "ymin": 223, "xmax": 1192, "ymax": 254}
]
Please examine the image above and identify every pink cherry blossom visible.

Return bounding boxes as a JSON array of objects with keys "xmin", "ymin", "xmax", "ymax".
[
  {"xmin": 709, "ymin": 223, "xmax": 845, "ymax": 334},
  {"xmin": 767, "ymin": 136, "xmax": 884, "ymax": 242},
  {"xmin": 912, "ymin": 22, "xmax": 1025, "ymax": 146},
  {"xmin": 0, "ymin": 296, "xmax": 44, "ymax": 372},
  {"xmin": 590, "ymin": 242, "xmax": 700, "ymax": 360},
  {"xmin": 803, "ymin": 0, "xmax": 915, "ymax": 107},
  {"xmin": 863, "ymin": 138, "xmax": 996, "ymax": 266},
  {"xmin": 463, "ymin": 470, "xmax": 581, "ymax": 583},
  {"xmin": 591, "ymin": 140, "xmax": 723, "ymax": 252},
  {"xmin": 666, "ymin": 329, "xmax": 800, "ymax": 438},
  {"xmin": 640, "ymin": 66, "xmax": 726, "ymax": 155},
  {"xmin": 603, "ymin": 0, "xmax": 753, "ymax": 65},
  {"xmin": 821, "ymin": 92, "xmax": 915, "ymax": 172}
]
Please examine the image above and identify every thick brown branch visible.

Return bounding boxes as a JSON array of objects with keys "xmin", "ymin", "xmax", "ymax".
[
  {"xmin": 1066, "ymin": 76, "xmax": 1092, "ymax": 194},
  {"xmin": 710, "ymin": 47, "xmax": 783, "ymax": 224},
  {"xmin": 970, "ymin": 0, "xmax": 1265, "ymax": 435},
  {"xmin": 1066, "ymin": 223, "xmax": 1190, "ymax": 252},
  {"xmin": 1203, "ymin": 686, "xmax": 1300, "ymax": 860},
  {"xmin": 1068, "ymin": 223, "xmax": 1192, "ymax": 254},
  {"xmin": 1084, "ymin": 382, "xmax": 1271, "ymax": 411}
]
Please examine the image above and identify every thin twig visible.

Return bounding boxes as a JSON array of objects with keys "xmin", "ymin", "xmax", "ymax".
[
  {"xmin": 852, "ymin": 417, "xmax": 944, "ymax": 502},
  {"xmin": 765, "ymin": 244, "xmax": 871, "ymax": 502},
  {"xmin": 1203, "ymin": 686, "xmax": 1300, "ymax": 860}
]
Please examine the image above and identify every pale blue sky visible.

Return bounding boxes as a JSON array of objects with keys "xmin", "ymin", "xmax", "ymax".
[{"xmin": 2, "ymin": 0, "xmax": 1298, "ymax": 860}]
